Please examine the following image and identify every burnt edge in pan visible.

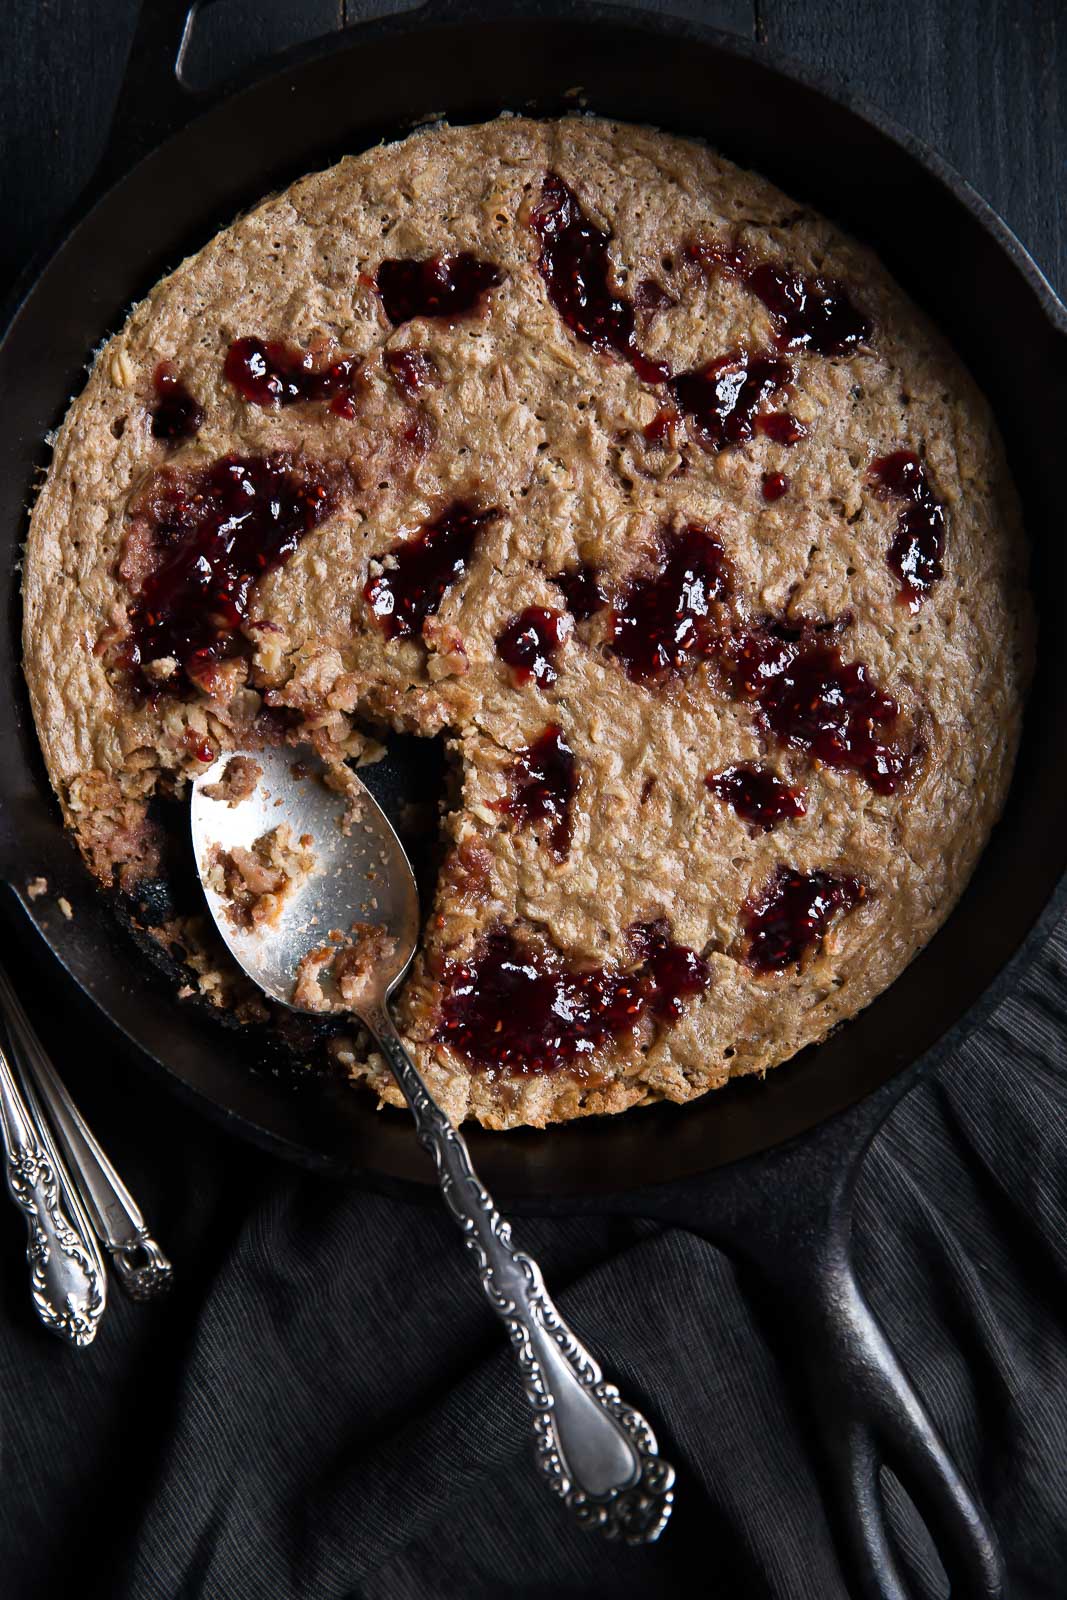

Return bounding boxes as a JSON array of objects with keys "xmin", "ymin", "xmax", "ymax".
[{"xmin": 2, "ymin": 4, "xmax": 1066, "ymax": 1201}]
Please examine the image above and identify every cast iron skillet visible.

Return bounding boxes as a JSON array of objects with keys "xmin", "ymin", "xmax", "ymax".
[{"xmin": 3, "ymin": 2, "xmax": 1066, "ymax": 1594}]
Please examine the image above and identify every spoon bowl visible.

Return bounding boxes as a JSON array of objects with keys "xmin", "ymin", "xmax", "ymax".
[{"xmin": 191, "ymin": 745, "xmax": 418, "ymax": 1011}]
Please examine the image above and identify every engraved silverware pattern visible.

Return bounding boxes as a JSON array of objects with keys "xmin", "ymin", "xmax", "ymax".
[
  {"xmin": 365, "ymin": 1000, "xmax": 673, "ymax": 1542},
  {"xmin": 0, "ymin": 964, "xmax": 173, "ymax": 1303},
  {"xmin": 0, "ymin": 1024, "xmax": 106, "ymax": 1347}
]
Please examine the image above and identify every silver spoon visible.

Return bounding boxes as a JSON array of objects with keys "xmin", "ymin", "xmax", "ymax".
[{"xmin": 191, "ymin": 744, "xmax": 674, "ymax": 1543}]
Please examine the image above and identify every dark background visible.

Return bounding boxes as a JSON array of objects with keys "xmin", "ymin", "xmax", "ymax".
[
  {"xmin": 1, "ymin": 3, "xmax": 1066, "ymax": 1598},
  {"xmin": 4, "ymin": 0, "xmax": 1065, "ymax": 306}
]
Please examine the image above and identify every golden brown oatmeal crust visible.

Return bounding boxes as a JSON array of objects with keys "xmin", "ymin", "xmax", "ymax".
[{"xmin": 22, "ymin": 117, "xmax": 1032, "ymax": 1128}]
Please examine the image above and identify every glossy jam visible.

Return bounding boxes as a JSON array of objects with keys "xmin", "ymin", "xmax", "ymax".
[
  {"xmin": 869, "ymin": 450, "xmax": 946, "ymax": 609},
  {"xmin": 627, "ymin": 919, "xmax": 711, "ymax": 1021},
  {"xmin": 672, "ymin": 350, "xmax": 799, "ymax": 451},
  {"xmin": 496, "ymin": 606, "xmax": 571, "ymax": 688},
  {"xmin": 364, "ymin": 502, "xmax": 497, "ymax": 640},
  {"xmin": 756, "ymin": 411, "xmax": 807, "ymax": 446},
  {"xmin": 434, "ymin": 919, "xmax": 709, "ymax": 1074},
  {"xmin": 746, "ymin": 261, "xmax": 872, "ymax": 355},
  {"xmin": 185, "ymin": 730, "xmax": 216, "ymax": 764},
  {"xmin": 376, "ymin": 253, "xmax": 503, "ymax": 325},
  {"xmin": 742, "ymin": 865, "xmax": 866, "ymax": 972},
  {"xmin": 224, "ymin": 336, "xmax": 360, "ymax": 415},
  {"xmin": 610, "ymin": 524, "xmax": 732, "ymax": 684},
  {"xmin": 690, "ymin": 239, "xmax": 872, "ymax": 357},
  {"xmin": 552, "ymin": 562, "xmax": 607, "ymax": 622},
  {"xmin": 150, "ymin": 362, "xmax": 203, "ymax": 442},
  {"xmin": 762, "ymin": 471, "xmax": 791, "ymax": 501},
  {"xmin": 494, "ymin": 724, "xmax": 576, "ymax": 858},
  {"xmin": 384, "ymin": 348, "xmax": 437, "ymax": 396},
  {"xmin": 721, "ymin": 620, "xmax": 913, "ymax": 794},
  {"xmin": 124, "ymin": 453, "xmax": 334, "ymax": 694},
  {"xmin": 531, "ymin": 173, "xmax": 671, "ymax": 384},
  {"xmin": 706, "ymin": 764, "xmax": 807, "ymax": 832}
]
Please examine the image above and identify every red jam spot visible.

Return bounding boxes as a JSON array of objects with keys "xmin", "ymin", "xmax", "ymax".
[
  {"xmin": 707, "ymin": 764, "xmax": 807, "ymax": 832},
  {"xmin": 183, "ymin": 729, "xmax": 216, "ymax": 764},
  {"xmin": 150, "ymin": 362, "xmax": 203, "ymax": 442},
  {"xmin": 746, "ymin": 261, "xmax": 872, "ymax": 355},
  {"xmin": 626, "ymin": 919, "xmax": 710, "ymax": 1020},
  {"xmin": 643, "ymin": 405, "xmax": 682, "ymax": 446},
  {"xmin": 610, "ymin": 524, "xmax": 732, "ymax": 684},
  {"xmin": 384, "ymin": 348, "xmax": 437, "ymax": 396},
  {"xmin": 496, "ymin": 606, "xmax": 571, "ymax": 688},
  {"xmin": 402, "ymin": 411, "xmax": 433, "ymax": 454},
  {"xmin": 365, "ymin": 502, "xmax": 498, "ymax": 640},
  {"xmin": 223, "ymin": 337, "xmax": 360, "ymax": 415},
  {"xmin": 672, "ymin": 350, "xmax": 798, "ymax": 451},
  {"xmin": 494, "ymin": 725, "xmax": 576, "ymax": 858},
  {"xmin": 756, "ymin": 411, "xmax": 807, "ymax": 445},
  {"xmin": 434, "ymin": 919, "xmax": 709, "ymax": 1074},
  {"xmin": 742, "ymin": 865, "xmax": 866, "ymax": 972},
  {"xmin": 721, "ymin": 619, "xmax": 913, "ymax": 794},
  {"xmin": 376, "ymin": 253, "xmax": 503, "ymax": 325},
  {"xmin": 762, "ymin": 471, "xmax": 791, "ymax": 501},
  {"xmin": 551, "ymin": 563, "xmax": 607, "ymax": 621},
  {"xmin": 690, "ymin": 239, "xmax": 872, "ymax": 356},
  {"xmin": 531, "ymin": 173, "xmax": 671, "ymax": 385},
  {"xmin": 869, "ymin": 450, "xmax": 947, "ymax": 609},
  {"xmin": 124, "ymin": 453, "xmax": 334, "ymax": 696}
]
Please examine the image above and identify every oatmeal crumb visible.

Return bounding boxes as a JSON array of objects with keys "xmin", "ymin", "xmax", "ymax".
[
  {"xmin": 293, "ymin": 922, "xmax": 397, "ymax": 1012},
  {"xmin": 109, "ymin": 349, "xmax": 135, "ymax": 388},
  {"xmin": 201, "ymin": 756, "xmax": 263, "ymax": 806},
  {"xmin": 141, "ymin": 656, "xmax": 177, "ymax": 684},
  {"xmin": 206, "ymin": 823, "xmax": 317, "ymax": 930}
]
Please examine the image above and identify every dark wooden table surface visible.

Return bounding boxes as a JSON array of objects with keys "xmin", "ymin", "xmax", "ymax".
[{"xmin": 3, "ymin": 1, "xmax": 1065, "ymax": 314}]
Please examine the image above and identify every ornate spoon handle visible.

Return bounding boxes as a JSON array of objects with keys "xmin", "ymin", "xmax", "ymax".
[
  {"xmin": 0, "ymin": 964, "xmax": 173, "ymax": 1302},
  {"xmin": 0, "ymin": 1034, "xmax": 106, "ymax": 1347},
  {"xmin": 362, "ymin": 1002, "xmax": 675, "ymax": 1543}
]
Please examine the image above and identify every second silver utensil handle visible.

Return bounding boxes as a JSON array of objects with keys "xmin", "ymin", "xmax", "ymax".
[
  {"xmin": 0, "ymin": 966, "xmax": 173, "ymax": 1302},
  {"xmin": 363, "ymin": 1002, "xmax": 675, "ymax": 1543},
  {"xmin": 0, "ymin": 1037, "xmax": 106, "ymax": 1347}
]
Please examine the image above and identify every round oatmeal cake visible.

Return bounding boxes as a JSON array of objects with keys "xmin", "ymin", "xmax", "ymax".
[{"xmin": 22, "ymin": 116, "xmax": 1032, "ymax": 1129}]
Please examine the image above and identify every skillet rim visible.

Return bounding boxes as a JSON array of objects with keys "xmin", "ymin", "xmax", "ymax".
[{"xmin": 2, "ymin": 2, "xmax": 1066, "ymax": 1202}]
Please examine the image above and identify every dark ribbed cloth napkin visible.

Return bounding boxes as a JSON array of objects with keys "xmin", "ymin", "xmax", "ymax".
[{"xmin": 0, "ymin": 903, "xmax": 1064, "ymax": 1599}]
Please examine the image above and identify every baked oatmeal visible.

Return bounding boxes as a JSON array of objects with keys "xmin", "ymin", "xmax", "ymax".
[{"xmin": 22, "ymin": 117, "xmax": 1032, "ymax": 1127}]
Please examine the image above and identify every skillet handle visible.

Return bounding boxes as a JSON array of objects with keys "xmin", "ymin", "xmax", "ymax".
[
  {"xmin": 95, "ymin": 1, "xmax": 207, "ymax": 193},
  {"xmin": 99, "ymin": 0, "xmax": 750, "ymax": 193},
  {"xmin": 100, "ymin": 0, "xmax": 529, "ymax": 184},
  {"xmin": 96, "ymin": 0, "xmax": 347, "ymax": 191},
  {"xmin": 647, "ymin": 1077, "xmax": 1005, "ymax": 1600},
  {"xmin": 764, "ymin": 1198, "xmax": 1004, "ymax": 1600}
]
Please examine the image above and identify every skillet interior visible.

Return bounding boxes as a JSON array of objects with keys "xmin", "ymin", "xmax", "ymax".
[{"xmin": 2, "ymin": 7, "xmax": 1066, "ymax": 1202}]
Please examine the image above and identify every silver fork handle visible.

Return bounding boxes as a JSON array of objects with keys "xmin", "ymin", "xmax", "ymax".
[
  {"xmin": 0, "ymin": 966, "xmax": 173, "ymax": 1302},
  {"xmin": 362, "ymin": 1002, "xmax": 675, "ymax": 1544},
  {"xmin": 0, "ymin": 1032, "xmax": 106, "ymax": 1347}
]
